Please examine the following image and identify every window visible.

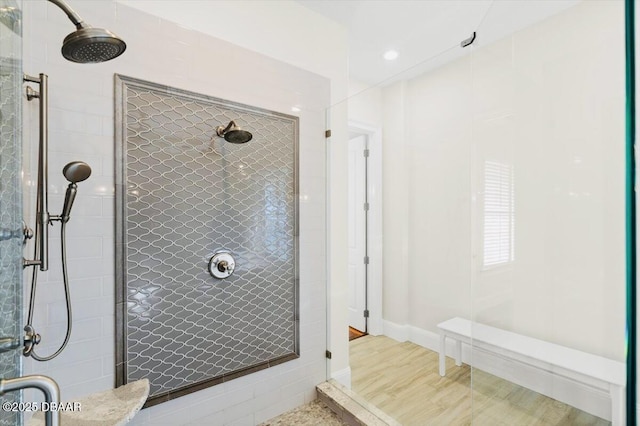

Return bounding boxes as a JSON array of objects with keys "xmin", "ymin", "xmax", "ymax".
[{"xmin": 483, "ymin": 160, "xmax": 515, "ymax": 267}]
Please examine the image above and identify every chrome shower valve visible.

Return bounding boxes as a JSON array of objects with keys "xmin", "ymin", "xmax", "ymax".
[{"xmin": 208, "ymin": 251, "xmax": 236, "ymax": 279}]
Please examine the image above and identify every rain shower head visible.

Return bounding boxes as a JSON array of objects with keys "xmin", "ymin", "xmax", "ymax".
[
  {"xmin": 215, "ymin": 121, "xmax": 253, "ymax": 144},
  {"xmin": 224, "ymin": 129, "xmax": 253, "ymax": 144},
  {"xmin": 49, "ymin": 0, "xmax": 126, "ymax": 63},
  {"xmin": 61, "ymin": 27, "xmax": 126, "ymax": 63},
  {"xmin": 62, "ymin": 161, "xmax": 91, "ymax": 183}
]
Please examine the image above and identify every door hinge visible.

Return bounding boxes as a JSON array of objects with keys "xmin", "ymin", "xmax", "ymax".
[
  {"xmin": 364, "ymin": 202, "xmax": 370, "ymax": 211},
  {"xmin": 364, "ymin": 310, "xmax": 370, "ymax": 318},
  {"xmin": 363, "ymin": 149, "xmax": 370, "ymax": 158},
  {"xmin": 364, "ymin": 256, "xmax": 370, "ymax": 265},
  {"xmin": 325, "ymin": 350, "xmax": 332, "ymax": 359},
  {"xmin": 325, "ymin": 129, "xmax": 332, "ymax": 138}
]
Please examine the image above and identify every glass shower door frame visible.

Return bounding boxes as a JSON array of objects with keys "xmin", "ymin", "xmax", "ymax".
[{"xmin": 0, "ymin": 0, "xmax": 24, "ymax": 425}]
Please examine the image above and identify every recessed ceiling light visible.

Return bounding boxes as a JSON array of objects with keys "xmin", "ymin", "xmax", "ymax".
[
  {"xmin": 383, "ymin": 50, "xmax": 399, "ymax": 61},
  {"xmin": 291, "ymin": 106, "xmax": 301, "ymax": 112}
]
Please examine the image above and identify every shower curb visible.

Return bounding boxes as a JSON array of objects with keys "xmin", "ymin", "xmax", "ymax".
[{"xmin": 316, "ymin": 380, "xmax": 401, "ymax": 426}]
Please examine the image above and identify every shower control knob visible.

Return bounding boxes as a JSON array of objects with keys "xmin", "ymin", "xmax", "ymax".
[
  {"xmin": 217, "ymin": 261, "xmax": 229, "ymax": 273},
  {"xmin": 208, "ymin": 251, "xmax": 236, "ymax": 279}
]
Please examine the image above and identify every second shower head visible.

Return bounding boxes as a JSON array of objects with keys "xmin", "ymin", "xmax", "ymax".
[{"xmin": 215, "ymin": 121, "xmax": 253, "ymax": 144}]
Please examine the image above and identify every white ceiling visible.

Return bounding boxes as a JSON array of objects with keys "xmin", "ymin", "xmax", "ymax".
[{"xmin": 296, "ymin": 0, "xmax": 580, "ymax": 86}]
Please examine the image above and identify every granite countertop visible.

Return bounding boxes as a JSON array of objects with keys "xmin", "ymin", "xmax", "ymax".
[
  {"xmin": 259, "ymin": 399, "xmax": 347, "ymax": 426},
  {"xmin": 28, "ymin": 379, "xmax": 149, "ymax": 426}
]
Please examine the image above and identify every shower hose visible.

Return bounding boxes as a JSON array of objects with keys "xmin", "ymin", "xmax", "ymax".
[{"xmin": 25, "ymin": 220, "xmax": 73, "ymax": 361}]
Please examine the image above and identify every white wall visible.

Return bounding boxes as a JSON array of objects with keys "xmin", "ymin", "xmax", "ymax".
[
  {"xmin": 379, "ymin": 81, "xmax": 411, "ymax": 327},
  {"xmin": 347, "ymin": 79, "xmax": 382, "ymax": 126},
  {"xmin": 338, "ymin": 1, "xmax": 624, "ymax": 418},
  {"xmin": 406, "ymin": 53, "xmax": 474, "ymax": 333},
  {"xmin": 470, "ymin": 0, "xmax": 625, "ymax": 360},
  {"xmin": 21, "ymin": 1, "xmax": 343, "ymax": 424},
  {"xmin": 375, "ymin": 0, "xmax": 625, "ymax": 360}
]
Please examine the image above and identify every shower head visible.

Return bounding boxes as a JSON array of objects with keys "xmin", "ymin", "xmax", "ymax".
[
  {"xmin": 61, "ymin": 27, "xmax": 127, "ymax": 63},
  {"xmin": 48, "ymin": 0, "xmax": 126, "ymax": 63},
  {"xmin": 224, "ymin": 129, "xmax": 253, "ymax": 144},
  {"xmin": 215, "ymin": 121, "xmax": 253, "ymax": 144},
  {"xmin": 62, "ymin": 161, "xmax": 92, "ymax": 183}
]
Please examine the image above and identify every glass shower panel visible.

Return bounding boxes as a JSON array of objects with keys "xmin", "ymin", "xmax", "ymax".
[
  {"xmin": 329, "ymin": 41, "xmax": 475, "ymax": 424},
  {"xmin": 470, "ymin": 1, "xmax": 626, "ymax": 424},
  {"xmin": 0, "ymin": 0, "xmax": 23, "ymax": 425}
]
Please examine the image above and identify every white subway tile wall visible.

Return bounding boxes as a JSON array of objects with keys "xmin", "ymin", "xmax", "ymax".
[{"xmin": 21, "ymin": 1, "xmax": 329, "ymax": 424}]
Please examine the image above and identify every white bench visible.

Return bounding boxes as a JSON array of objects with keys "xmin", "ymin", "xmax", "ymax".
[{"xmin": 437, "ymin": 317, "xmax": 626, "ymax": 425}]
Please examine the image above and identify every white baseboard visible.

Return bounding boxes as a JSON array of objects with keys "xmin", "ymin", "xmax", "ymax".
[
  {"xmin": 381, "ymin": 319, "xmax": 409, "ymax": 342},
  {"xmin": 332, "ymin": 367, "xmax": 352, "ymax": 390},
  {"xmin": 382, "ymin": 320, "xmax": 614, "ymax": 422}
]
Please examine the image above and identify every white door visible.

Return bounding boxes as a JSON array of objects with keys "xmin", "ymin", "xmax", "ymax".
[{"xmin": 347, "ymin": 135, "xmax": 367, "ymax": 332}]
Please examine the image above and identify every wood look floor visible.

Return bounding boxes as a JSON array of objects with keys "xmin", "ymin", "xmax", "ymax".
[{"xmin": 349, "ymin": 335, "xmax": 609, "ymax": 426}]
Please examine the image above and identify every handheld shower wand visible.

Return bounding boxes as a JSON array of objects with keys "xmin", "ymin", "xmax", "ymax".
[
  {"xmin": 60, "ymin": 161, "xmax": 92, "ymax": 223},
  {"xmin": 24, "ymin": 162, "xmax": 92, "ymax": 360}
]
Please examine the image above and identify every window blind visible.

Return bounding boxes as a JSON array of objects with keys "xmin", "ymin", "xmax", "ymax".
[{"xmin": 483, "ymin": 160, "xmax": 515, "ymax": 267}]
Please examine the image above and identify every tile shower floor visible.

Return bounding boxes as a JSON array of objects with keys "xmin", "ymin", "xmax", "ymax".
[{"xmin": 260, "ymin": 400, "xmax": 347, "ymax": 426}]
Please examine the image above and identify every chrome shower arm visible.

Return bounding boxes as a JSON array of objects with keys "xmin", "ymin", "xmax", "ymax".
[
  {"xmin": 216, "ymin": 120, "xmax": 238, "ymax": 137},
  {"xmin": 223, "ymin": 120, "xmax": 238, "ymax": 133},
  {"xmin": 47, "ymin": 0, "xmax": 87, "ymax": 29}
]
